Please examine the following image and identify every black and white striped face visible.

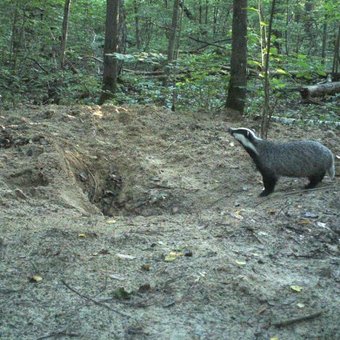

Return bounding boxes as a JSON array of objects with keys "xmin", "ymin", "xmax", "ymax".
[{"xmin": 228, "ymin": 127, "xmax": 260, "ymax": 154}]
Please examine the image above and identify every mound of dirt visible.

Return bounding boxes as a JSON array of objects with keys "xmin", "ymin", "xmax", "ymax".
[{"xmin": 0, "ymin": 104, "xmax": 339, "ymax": 339}]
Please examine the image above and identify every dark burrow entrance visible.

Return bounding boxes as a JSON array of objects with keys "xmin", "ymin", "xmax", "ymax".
[{"xmin": 63, "ymin": 149, "xmax": 123, "ymax": 216}]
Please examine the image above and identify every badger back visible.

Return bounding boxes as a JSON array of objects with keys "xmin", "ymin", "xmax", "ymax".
[{"xmin": 256, "ymin": 140, "xmax": 334, "ymax": 178}]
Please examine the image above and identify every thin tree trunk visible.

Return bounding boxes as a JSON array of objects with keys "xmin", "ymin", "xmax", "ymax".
[
  {"xmin": 261, "ymin": 0, "xmax": 276, "ymax": 138},
  {"xmin": 99, "ymin": 0, "xmax": 119, "ymax": 104},
  {"xmin": 167, "ymin": 0, "xmax": 181, "ymax": 63},
  {"xmin": 213, "ymin": 2, "xmax": 218, "ymax": 36},
  {"xmin": 199, "ymin": 1, "xmax": 202, "ymax": 25},
  {"xmin": 304, "ymin": 0, "xmax": 315, "ymax": 55},
  {"xmin": 258, "ymin": 0, "xmax": 266, "ymax": 68},
  {"xmin": 225, "ymin": 0, "xmax": 248, "ymax": 116},
  {"xmin": 332, "ymin": 25, "xmax": 340, "ymax": 74},
  {"xmin": 133, "ymin": 0, "xmax": 141, "ymax": 50},
  {"xmin": 10, "ymin": 0, "xmax": 20, "ymax": 72},
  {"xmin": 285, "ymin": 0, "xmax": 289, "ymax": 55},
  {"xmin": 60, "ymin": 0, "xmax": 72, "ymax": 69},
  {"xmin": 321, "ymin": 20, "xmax": 327, "ymax": 64},
  {"xmin": 166, "ymin": 0, "xmax": 182, "ymax": 111}
]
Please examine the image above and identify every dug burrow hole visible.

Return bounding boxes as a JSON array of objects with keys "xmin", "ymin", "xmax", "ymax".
[{"xmin": 63, "ymin": 149, "xmax": 123, "ymax": 216}]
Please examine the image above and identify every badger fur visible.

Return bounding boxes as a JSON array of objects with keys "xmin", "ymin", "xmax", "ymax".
[{"xmin": 229, "ymin": 127, "xmax": 335, "ymax": 196}]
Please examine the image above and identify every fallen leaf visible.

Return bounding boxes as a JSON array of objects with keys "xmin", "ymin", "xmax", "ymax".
[
  {"xmin": 235, "ymin": 260, "xmax": 246, "ymax": 266},
  {"xmin": 109, "ymin": 274, "xmax": 126, "ymax": 281},
  {"xmin": 297, "ymin": 219, "xmax": 310, "ymax": 225},
  {"xmin": 98, "ymin": 249, "xmax": 110, "ymax": 255},
  {"xmin": 116, "ymin": 253, "xmax": 136, "ymax": 260},
  {"xmin": 138, "ymin": 283, "xmax": 151, "ymax": 293},
  {"xmin": 290, "ymin": 285, "xmax": 303, "ymax": 292},
  {"xmin": 141, "ymin": 264, "xmax": 151, "ymax": 271},
  {"xmin": 15, "ymin": 188, "xmax": 28, "ymax": 199},
  {"xmin": 297, "ymin": 303, "xmax": 305, "ymax": 308},
  {"xmin": 303, "ymin": 211, "xmax": 318, "ymax": 219},
  {"xmin": 30, "ymin": 275, "xmax": 43, "ymax": 283},
  {"xmin": 270, "ymin": 337, "xmax": 279, "ymax": 340},
  {"xmin": 78, "ymin": 233, "xmax": 87, "ymax": 238},
  {"xmin": 194, "ymin": 271, "xmax": 207, "ymax": 282},
  {"xmin": 257, "ymin": 304, "xmax": 267, "ymax": 314},
  {"xmin": 164, "ymin": 251, "xmax": 182, "ymax": 262},
  {"xmin": 230, "ymin": 210, "xmax": 244, "ymax": 220},
  {"xmin": 316, "ymin": 222, "xmax": 327, "ymax": 228},
  {"xmin": 106, "ymin": 219, "xmax": 117, "ymax": 224}
]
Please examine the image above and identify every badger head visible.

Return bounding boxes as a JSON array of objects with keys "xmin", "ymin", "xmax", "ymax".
[{"xmin": 228, "ymin": 127, "xmax": 261, "ymax": 155}]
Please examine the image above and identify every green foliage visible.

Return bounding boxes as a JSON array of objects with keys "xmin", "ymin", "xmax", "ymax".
[
  {"xmin": 117, "ymin": 52, "xmax": 228, "ymax": 110},
  {"xmin": 0, "ymin": 0, "xmax": 338, "ymax": 116},
  {"xmin": 293, "ymin": 54, "xmax": 327, "ymax": 80},
  {"xmin": 114, "ymin": 52, "xmax": 167, "ymax": 65}
]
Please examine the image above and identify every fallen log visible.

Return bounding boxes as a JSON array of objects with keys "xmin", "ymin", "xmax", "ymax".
[{"xmin": 299, "ymin": 81, "xmax": 340, "ymax": 100}]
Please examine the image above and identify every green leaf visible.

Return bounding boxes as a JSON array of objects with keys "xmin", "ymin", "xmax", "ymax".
[{"xmin": 276, "ymin": 68, "xmax": 289, "ymax": 75}]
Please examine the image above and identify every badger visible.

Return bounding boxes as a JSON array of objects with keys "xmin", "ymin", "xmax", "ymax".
[{"xmin": 229, "ymin": 127, "xmax": 335, "ymax": 196}]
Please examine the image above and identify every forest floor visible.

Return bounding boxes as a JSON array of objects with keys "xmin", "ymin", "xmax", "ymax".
[{"xmin": 0, "ymin": 104, "xmax": 339, "ymax": 340}]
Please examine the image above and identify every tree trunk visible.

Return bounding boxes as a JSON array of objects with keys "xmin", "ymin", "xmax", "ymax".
[
  {"xmin": 261, "ymin": 0, "xmax": 276, "ymax": 138},
  {"xmin": 304, "ymin": 0, "xmax": 315, "ymax": 55},
  {"xmin": 258, "ymin": 1, "xmax": 266, "ymax": 67},
  {"xmin": 166, "ymin": 0, "xmax": 182, "ymax": 111},
  {"xmin": 332, "ymin": 25, "xmax": 340, "ymax": 74},
  {"xmin": 10, "ymin": 0, "xmax": 21, "ymax": 72},
  {"xmin": 199, "ymin": 0, "xmax": 202, "ymax": 25},
  {"xmin": 225, "ymin": 0, "xmax": 247, "ymax": 116},
  {"xmin": 321, "ymin": 21, "xmax": 327, "ymax": 65},
  {"xmin": 167, "ymin": 0, "xmax": 181, "ymax": 63},
  {"xmin": 60, "ymin": 0, "xmax": 72, "ymax": 69},
  {"xmin": 284, "ymin": 0, "xmax": 289, "ymax": 55},
  {"xmin": 133, "ymin": 0, "xmax": 141, "ymax": 50},
  {"xmin": 99, "ymin": 0, "xmax": 120, "ymax": 105}
]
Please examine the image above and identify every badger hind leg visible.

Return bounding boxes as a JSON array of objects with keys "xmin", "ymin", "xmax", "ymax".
[
  {"xmin": 259, "ymin": 175, "xmax": 277, "ymax": 197},
  {"xmin": 305, "ymin": 172, "xmax": 325, "ymax": 189}
]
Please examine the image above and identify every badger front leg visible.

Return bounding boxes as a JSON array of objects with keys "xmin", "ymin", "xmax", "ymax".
[{"xmin": 259, "ymin": 174, "xmax": 277, "ymax": 197}]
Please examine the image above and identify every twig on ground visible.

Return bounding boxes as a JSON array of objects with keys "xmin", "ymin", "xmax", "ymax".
[
  {"xmin": 272, "ymin": 310, "xmax": 323, "ymax": 327},
  {"xmin": 36, "ymin": 330, "xmax": 80, "ymax": 339},
  {"xmin": 162, "ymin": 139, "xmax": 177, "ymax": 154},
  {"xmin": 61, "ymin": 280, "xmax": 130, "ymax": 318}
]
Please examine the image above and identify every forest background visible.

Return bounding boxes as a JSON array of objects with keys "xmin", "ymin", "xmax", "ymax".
[
  {"xmin": 0, "ymin": 0, "xmax": 339, "ymax": 122},
  {"xmin": 1, "ymin": 2, "xmax": 340, "ymax": 338}
]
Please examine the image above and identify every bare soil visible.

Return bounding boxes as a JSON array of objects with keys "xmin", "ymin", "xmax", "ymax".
[{"xmin": 0, "ymin": 104, "xmax": 339, "ymax": 340}]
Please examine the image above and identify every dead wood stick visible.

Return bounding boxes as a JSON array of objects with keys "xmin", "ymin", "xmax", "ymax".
[
  {"xmin": 36, "ymin": 330, "xmax": 80, "ymax": 339},
  {"xmin": 61, "ymin": 280, "xmax": 130, "ymax": 317},
  {"xmin": 272, "ymin": 310, "xmax": 323, "ymax": 327}
]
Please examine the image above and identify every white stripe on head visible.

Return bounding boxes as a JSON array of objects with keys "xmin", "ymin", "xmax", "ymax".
[
  {"xmin": 239, "ymin": 128, "xmax": 260, "ymax": 139},
  {"xmin": 233, "ymin": 133, "xmax": 259, "ymax": 155}
]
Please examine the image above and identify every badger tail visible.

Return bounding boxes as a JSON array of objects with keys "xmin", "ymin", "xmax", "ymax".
[{"xmin": 327, "ymin": 155, "xmax": 335, "ymax": 179}]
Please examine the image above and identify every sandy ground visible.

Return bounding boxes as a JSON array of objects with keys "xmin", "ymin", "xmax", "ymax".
[{"xmin": 0, "ymin": 104, "xmax": 339, "ymax": 339}]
